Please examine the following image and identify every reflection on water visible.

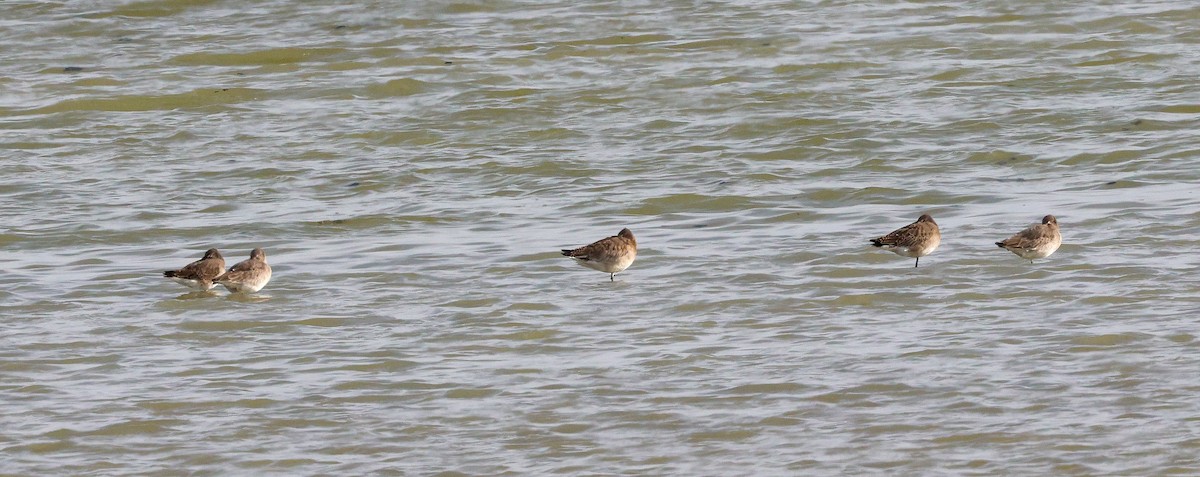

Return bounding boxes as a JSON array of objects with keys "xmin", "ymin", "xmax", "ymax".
[
  {"xmin": 224, "ymin": 294, "xmax": 271, "ymax": 304},
  {"xmin": 173, "ymin": 290, "xmax": 219, "ymax": 301}
]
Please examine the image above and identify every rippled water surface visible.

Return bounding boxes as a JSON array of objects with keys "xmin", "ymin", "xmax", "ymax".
[{"xmin": 4, "ymin": 0, "xmax": 1200, "ymax": 474}]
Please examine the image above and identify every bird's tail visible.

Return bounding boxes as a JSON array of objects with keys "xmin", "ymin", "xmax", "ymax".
[{"xmin": 163, "ymin": 271, "xmax": 178, "ymax": 278}]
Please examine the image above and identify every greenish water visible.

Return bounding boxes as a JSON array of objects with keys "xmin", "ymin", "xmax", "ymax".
[{"xmin": 3, "ymin": 1, "xmax": 1200, "ymax": 474}]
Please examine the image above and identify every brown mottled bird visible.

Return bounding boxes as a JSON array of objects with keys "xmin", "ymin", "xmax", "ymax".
[
  {"xmin": 561, "ymin": 228, "xmax": 638, "ymax": 281},
  {"xmin": 213, "ymin": 248, "xmax": 273, "ymax": 294},
  {"xmin": 163, "ymin": 248, "xmax": 226, "ymax": 291},
  {"xmin": 869, "ymin": 214, "xmax": 942, "ymax": 268},
  {"xmin": 996, "ymin": 215, "xmax": 1061, "ymax": 264}
]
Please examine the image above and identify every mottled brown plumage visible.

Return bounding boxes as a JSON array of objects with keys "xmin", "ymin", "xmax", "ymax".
[
  {"xmin": 561, "ymin": 228, "xmax": 638, "ymax": 281},
  {"xmin": 869, "ymin": 214, "xmax": 941, "ymax": 268},
  {"xmin": 163, "ymin": 248, "xmax": 226, "ymax": 291},
  {"xmin": 996, "ymin": 215, "xmax": 1061, "ymax": 264},
  {"xmin": 213, "ymin": 248, "xmax": 273, "ymax": 294}
]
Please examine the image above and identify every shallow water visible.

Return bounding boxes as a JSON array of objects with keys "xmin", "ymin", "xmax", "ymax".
[{"xmin": 3, "ymin": 0, "xmax": 1200, "ymax": 474}]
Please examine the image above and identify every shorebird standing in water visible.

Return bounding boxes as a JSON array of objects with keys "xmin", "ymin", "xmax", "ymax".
[
  {"xmin": 869, "ymin": 214, "xmax": 941, "ymax": 268},
  {"xmin": 996, "ymin": 215, "xmax": 1061, "ymax": 264},
  {"xmin": 163, "ymin": 248, "xmax": 225, "ymax": 291},
  {"xmin": 561, "ymin": 228, "xmax": 637, "ymax": 281},
  {"xmin": 213, "ymin": 248, "xmax": 273, "ymax": 293}
]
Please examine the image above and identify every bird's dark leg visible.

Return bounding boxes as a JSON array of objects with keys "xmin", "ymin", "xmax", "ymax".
[
  {"xmin": 610, "ymin": 273, "xmax": 614, "ymax": 281},
  {"xmin": 914, "ymin": 257, "xmax": 920, "ymax": 268}
]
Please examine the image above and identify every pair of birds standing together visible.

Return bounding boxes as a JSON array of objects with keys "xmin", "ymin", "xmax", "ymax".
[
  {"xmin": 559, "ymin": 214, "xmax": 1061, "ymax": 281},
  {"xmin": 163, "ymin": 248, "xmax": 273, "ymax": 293},
  {"xmin": 869, "ymin": 214, "xmax": 1063, "ymax": 267}
]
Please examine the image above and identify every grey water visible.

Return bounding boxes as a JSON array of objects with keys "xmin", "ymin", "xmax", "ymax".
[{"xmin": 3, "ymin": 1, "xmax": 1200, "ymax": 474}]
